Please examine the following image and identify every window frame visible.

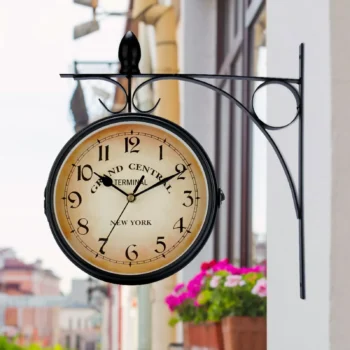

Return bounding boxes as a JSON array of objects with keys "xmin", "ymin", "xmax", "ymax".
[{"xmin": 214, "ymin": 0, "xmax": 265, "ymax": 266}]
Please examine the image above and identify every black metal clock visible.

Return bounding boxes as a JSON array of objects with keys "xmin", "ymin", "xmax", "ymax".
[
  {"xmin": 45, "ymin": 31, "xmax": 306, "ymax": 298},
  {"xmin": 44, "ymin": 113, "xmax": 224, "ymax": 285}
]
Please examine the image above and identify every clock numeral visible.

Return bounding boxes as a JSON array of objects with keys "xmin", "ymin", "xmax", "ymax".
[
  {"xmin": 183, "ymin": 191, "xmax": 194, "ymax": 207},
  {"xmin": 159, "ymin": 145, "xmax": 163, "ymax": 160},
  {"xmin": 155, "ymin": 236, "xmax": 166, "ymax": 254},
  {"xmin": 125, "ymin": 244, "xmax": 138, "ymax": 261},
  {"xmin": 98, "ymin": 238, "xmax": 107, "ymax": 255},
  {"xmin": 68, "ymin": 191, "xmax": 82, "ymax": 208},
  {"xmin": 77, "ymin": 218, "xmax": 89, "ymax": 235},
  {"xmin": 98, "ymin": 145, "xmax": 109, "ymax": 161},
  {"xmin": 173, "ymin": 217, "xmax": 185, "ymax": 233},
  {"xmin": 175, "ymin": 164, "xmax": 186, "ymax": 180},
  {"xmin": 125, "ymin": 137, "xmax": 140, "ymax": 153},
  {"xmin": 77, "ymin": 165, "xmax": 93, "ymax": 181}
]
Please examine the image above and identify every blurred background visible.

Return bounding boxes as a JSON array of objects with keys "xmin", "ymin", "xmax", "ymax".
[{"xmin": 0, "ymin": 0, "xmax": 268, "ymax": 348}]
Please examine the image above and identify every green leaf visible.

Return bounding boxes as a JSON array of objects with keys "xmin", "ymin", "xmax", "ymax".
[
  {"xmin": 197, "ymin": 290, "xmax": 212, "ymax": 305},
  {"xmin": 169, "ymin": 316, "xmax": 180, "ymax": 327}
]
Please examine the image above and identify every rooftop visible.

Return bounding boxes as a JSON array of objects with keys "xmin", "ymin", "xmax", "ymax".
[{"xmin": 0, "ymin": 251, "xmax": 60, "ymax": 280}]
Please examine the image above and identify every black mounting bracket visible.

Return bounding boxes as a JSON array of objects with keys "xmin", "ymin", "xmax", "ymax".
[{"xmin": 61, "ymin": 31, "xmax": 306, "ymax": 300}]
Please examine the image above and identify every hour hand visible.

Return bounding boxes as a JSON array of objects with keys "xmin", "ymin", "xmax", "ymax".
[{"xmin": 94, "ymin": 172, "xmax": 128, "ymax": 197}]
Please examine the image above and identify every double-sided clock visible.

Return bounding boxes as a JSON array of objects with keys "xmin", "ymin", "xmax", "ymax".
[{"xmin": 44, "ymin": 113, "xmax": 224, "ymax": 285}]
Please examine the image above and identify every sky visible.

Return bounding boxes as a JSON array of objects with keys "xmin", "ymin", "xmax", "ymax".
[{"xmin": 0, "ymin": 0, "xmax": 128, "ymax": 294}]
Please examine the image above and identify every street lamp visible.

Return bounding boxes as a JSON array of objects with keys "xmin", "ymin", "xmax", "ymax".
[
  {"xmin": 74, "ymin": 0, "xmax": 98, "ymax": 7},
  {"xmin": 70, "ymin": 61, "xmax": 119, "ymax": 132},
  {"xmin": 87, "ymin": 276, "xmax": 109, "ymax": 303},
  {"xmin": 74, "ymin": 20, "xmax": 100, "ymax": 40},
  {"xmin": 73, "ymin": 0, "xmax": 129, "ymax": 40}
]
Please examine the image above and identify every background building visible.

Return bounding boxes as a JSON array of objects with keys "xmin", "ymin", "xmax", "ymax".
[
  {"xmin": 59, "ymin": 301, "xmax": 100, "ymax": 350},
  {"xmin": 0, "ymin": 249, "xmax": 103, "ymax": 348}
]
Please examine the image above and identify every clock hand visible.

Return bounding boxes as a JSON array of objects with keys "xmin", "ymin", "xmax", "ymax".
[
  {"xmin": 98, "ymin": 200, "xmax": 129, "ymax": 255},
  {"xmin": 94, "ymin": 172, "xmax": 128, "ymax": 197},
  {"xmin": 134, "ymin": 170, "xmax": 185, "ymax": 197},
  {"xmin": 133, "ymin": 175, "xmax": 145, "ymax": 194},
  {"xmin": 97, "ymin": 175, "xmax": 145, "ymax": 255}
]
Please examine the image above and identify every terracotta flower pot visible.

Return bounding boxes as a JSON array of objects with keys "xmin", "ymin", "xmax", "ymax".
[
  {"xmin": 183, "ymin": 322, "xmax": 224, "ymax": 350},
  {"xmin": 221, "ymin": 316, "xmax": 267, "ymax": 350},
  {"xmin": 183, "ymin": 323, "xmax": 203, "ymax": 349},
  {"xmin": 203, "ymin": 321, "xmax": 224, "ymax": 350},
  {"xmin": 183, "ymin": 323, "xmax": 191, "ymax": 349}
]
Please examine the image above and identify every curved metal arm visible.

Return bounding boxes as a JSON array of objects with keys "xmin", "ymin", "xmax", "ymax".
[
  {"xmin": 71, "ymin": 75, "xmax": 128, "ymax": 114},
  {"xmin": 132, "ymin": 76, "xmax": 301, "ymax": 220}
]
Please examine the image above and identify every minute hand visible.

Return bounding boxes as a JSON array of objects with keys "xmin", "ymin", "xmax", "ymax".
[{"xmin": 134, "ymin": 171, "xmax": 183, "ymax": 197}]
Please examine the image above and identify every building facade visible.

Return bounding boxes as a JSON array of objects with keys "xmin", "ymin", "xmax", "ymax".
[
  {"xmin": 176, "ymin": 1, "xmax": 350, "ymax": 350},
  {"xmin": 0, "ymin": 249, "xmax": 62, "ymax": 345}
]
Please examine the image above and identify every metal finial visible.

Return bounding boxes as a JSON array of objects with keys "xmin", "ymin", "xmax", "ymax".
[{"xmin": 118, "ymin": 31, "xmax": 141, "ymax": 74}]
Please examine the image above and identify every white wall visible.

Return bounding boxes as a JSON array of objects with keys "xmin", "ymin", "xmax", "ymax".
[
  {"xmin": 179, "ymin": 0, "xmax": 217, "ymax": 283},
  {"xmin": 266, "ymin": 0, "xmax": 333, "ymax": 349},
  {"xmin": 121, "ymin": 285, "xmax": 138, "ymax": 350},
  {"xmin": 111, "ymin": 285, "xmax": 119, "ymax": 350},
  {"xmin": 329, "ymin": 2, "xmax": 350, "ymax": 349}
]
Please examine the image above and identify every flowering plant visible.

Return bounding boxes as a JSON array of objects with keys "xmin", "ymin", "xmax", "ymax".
[{"xmin": 165, "ymin": 259, "xmax": 267, "ymax": 326}]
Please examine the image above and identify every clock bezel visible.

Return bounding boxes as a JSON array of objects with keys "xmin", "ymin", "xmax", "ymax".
[{"xmin": 45, "ymin": 113, "xmax": 219, "ymax": 285}]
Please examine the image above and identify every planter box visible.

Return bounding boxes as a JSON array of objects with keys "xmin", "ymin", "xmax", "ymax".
[
  {"xmin": 183, "ymin": 322, "xmax": 224, "ymax": 350},
  {"xmin": 221, "ymin": 316, "xmax": 266, "ymax": 350}
]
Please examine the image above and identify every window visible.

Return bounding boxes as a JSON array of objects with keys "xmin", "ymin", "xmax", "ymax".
[
  {"xmin": 65, "ymin": 335, "xmax": 70, "ymax": 349},
  {"xmin": 215, "ymin": 0, "xmax": 266, "ymax": 266},
  {"xmin": 76, "ymin": 335, "xmax": 81, "ymax": 350}
]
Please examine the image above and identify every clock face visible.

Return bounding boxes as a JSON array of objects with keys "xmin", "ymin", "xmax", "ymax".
[{"xmin": 46, "ymin": 114, "xmax": 218, "ymax": 283}]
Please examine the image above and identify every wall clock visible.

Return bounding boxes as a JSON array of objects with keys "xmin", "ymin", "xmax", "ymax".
[{"xmin": 44, "ymin": 113, "xmax": 224, "ymax": 285}]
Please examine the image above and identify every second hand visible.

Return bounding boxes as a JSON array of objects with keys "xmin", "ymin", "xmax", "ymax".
[{"xmin": 97, "ymin": 175, "xmax": 145, "ymax": 256}]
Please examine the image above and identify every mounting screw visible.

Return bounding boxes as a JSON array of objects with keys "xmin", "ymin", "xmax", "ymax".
[
  {"xmin": 218, "ymin": 188, "xmax": 225, "ymax": 208},
  {"xmin": 118, "ymin": 31, "xmax": 141, "ymax": 75}
]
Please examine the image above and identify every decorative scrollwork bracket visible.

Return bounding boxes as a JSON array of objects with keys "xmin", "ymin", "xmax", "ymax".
[{"xmin": 61, "ymin": 31, "xmax": 306, "ymax": 300}]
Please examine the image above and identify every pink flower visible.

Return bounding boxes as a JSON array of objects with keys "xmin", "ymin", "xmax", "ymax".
[
  {"xmin": 178, "ymin": 291, "xmax": 191, "ymax": 304},
  {"xmin": 174, "ymin": 283, "xmax": 185, "ymax": 293},
  {"xmin": 219, "ymin": 258, "xmax": 230, "ymax": 264},
  {"xmin": 165, "ymin": 294, "xmax": 179, "ymax": 311},
  {"xmin": 194, "ymin": 300, "xmax": 200, "ymax": 307},
  {"xmin": 252, "ymin": 278, "xmax": 267, "ymax": 297},
  {"xmin": 208, "ymin": 259, "xmax": 217, "ymax": 269},
  {"xmin": 210, "ymin": 275, "xmax": 221, "ymax": 288},
  {"xmin": 224, "ymin": 275, "xmax": 243, "ymax": 287},
  {"xmin": 225, "ymin": 265, "xmax": 241, "ymax": 275},
  {"xmin": 187, "ymin": 273, "xmax": 205, "ymax": 298},
  {"xmin": 201, "ymin": 262, "xmax": 210, "ymax": 271}
]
